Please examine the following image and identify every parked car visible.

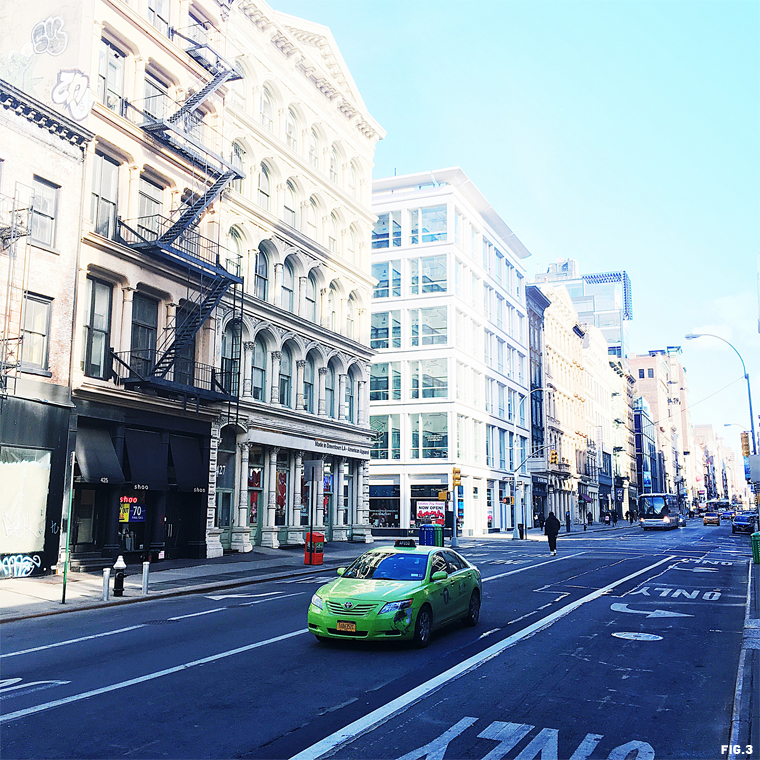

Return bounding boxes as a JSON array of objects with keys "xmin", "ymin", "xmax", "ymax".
[
  {"xmin": 732, "ymin": 513, "xmax": 759, "ymax": 535},
  {"xmin": 703, "ymin": 512, "xmax": 720, "ymax": 526}
]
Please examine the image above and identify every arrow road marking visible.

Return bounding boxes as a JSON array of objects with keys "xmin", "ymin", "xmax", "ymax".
[{"xmin": 611, "ymin": 603, "xmax": 693, "ymax": 618}]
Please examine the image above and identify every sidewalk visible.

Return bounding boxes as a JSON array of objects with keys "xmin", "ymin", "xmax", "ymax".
[{"xmin": 0, "ymin": 522, "xmax": 637, "ymax": 624}]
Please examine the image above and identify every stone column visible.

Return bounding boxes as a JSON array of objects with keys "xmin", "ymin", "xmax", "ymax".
[
  {"xmin": 273, "ymin": 263, "xmax": 283, "ymax": 307},
  {"xmin": 338, "ymin": 374, "xmax": 347, "ymax": 420},
  {"xmin": 270, "ymin": 351, "xmax": 281, "ymax": 405},
  {"xmin": 351, "ymin": 459, "xmax": 373, "ymax": 543},
  {"xmin": 319, "ymin": 288, "xmax": 329, "ymax": 328},
  {"xmin": 357, "ymin": 380, "xmax": 367, "ymax": 426},
  {"xmin": 317, "ymin": 367, "xmax": 327, "ymax": 416},
  {"xmin": 242, "ymin": 342, "xmax": 254, "ymax": 397},
  {"xmin": 231, "ymin": 442, "xmax": 253, "ymax": 552},
  {"xmin": 261, "ymin": 446, "xmax": 280, "ymax": 548},
  {"xmin": 295, "ymin": 359, "xmax": 306, "ymax": 410},
  {"xmin": 298, "ymin": 277, "xmax": 307, "ymax": 317},
  {"xmin": 333, "ymin": 457, "xmax": 348, "ymax": 541},
  {"xmin": 120, "ymin": 287, "xmax": 135, "ymax": 355},
  {"xmin": 286, "ymin": 451, "xmax": 305, "ymax": 544},
  {"xmin": 315, "ymin": 457, "xmax": 325, "ymax": 528},
  {"xmin": 206, "ymin": 420, "xmax": 224, "ymax": 558}
]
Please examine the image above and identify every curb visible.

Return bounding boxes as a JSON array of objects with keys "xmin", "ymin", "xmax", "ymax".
[{"xmin": 0, "ymin": 561, "xmax": 344, "ymax": 625}]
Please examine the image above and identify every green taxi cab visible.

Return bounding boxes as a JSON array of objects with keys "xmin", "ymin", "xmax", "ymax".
[{"xmin": 307, "ymin": 540, "xmax": 482, "ymax": 647}]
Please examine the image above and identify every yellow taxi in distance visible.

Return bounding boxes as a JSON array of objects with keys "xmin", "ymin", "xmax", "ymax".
[{"xmin": 703, "ymin": 512, "xmax": 720, "ymax": 526}]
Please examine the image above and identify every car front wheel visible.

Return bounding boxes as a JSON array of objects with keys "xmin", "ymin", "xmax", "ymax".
[
  {"xmin": 413, "ymin": 605, "xmax": 433, "ymax": 648},
  {"xmin": 464, "ymin": 589, "xmax": 481, "ymax": 627}
]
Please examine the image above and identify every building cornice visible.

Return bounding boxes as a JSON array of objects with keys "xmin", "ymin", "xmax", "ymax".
[{"xmin": 0, "ymin": 78, "xmax": 94, "ymax": 151}]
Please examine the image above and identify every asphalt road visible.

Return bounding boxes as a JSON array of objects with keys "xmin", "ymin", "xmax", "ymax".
[{"xmin": 0, "ymin": 521, "xmax": 754, "ymax": 760}]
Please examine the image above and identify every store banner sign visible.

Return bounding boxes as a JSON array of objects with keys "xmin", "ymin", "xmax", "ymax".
[{"xmin": 120, "ymin": 496, "xmax": 146, "ymax": 522}]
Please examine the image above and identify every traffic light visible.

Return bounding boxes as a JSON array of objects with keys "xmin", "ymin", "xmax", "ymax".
[
  {"xmin": 452, "ymin": 467, "xmax": 462, "ymax": 487},
  {"xmin": 741, "ymin": 432, "xmax": 750, "ymax": 458},
  {"xmin": 549, "ymin": 450, "xmax": 558, "ymax": 465}
]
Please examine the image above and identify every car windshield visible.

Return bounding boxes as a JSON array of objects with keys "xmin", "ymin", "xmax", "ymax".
[
  {"xmin": 705, "ymin": 513, "xmax": 718, "ymax": 517},
  {"xmin": 342, "ymin": 551, "xmax": 428, "ymax": 581}
]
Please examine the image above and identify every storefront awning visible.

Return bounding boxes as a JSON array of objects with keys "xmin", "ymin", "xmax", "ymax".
[
  {"xmin": 169, "ymin": 435, "xmax": 207, "ymax": 493},
  {"xmin": 125, "ymin": 429, "xmax": 168, "ymax": 490},
  {"xmin": 580, "ymin": 493, "xmax": 592, "ymax": 502},
  {"xmin": 75, "ymin": 427, "xmax": 125, "ymax": 485}
]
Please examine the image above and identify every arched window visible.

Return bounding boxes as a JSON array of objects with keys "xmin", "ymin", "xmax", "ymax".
[
  {"xmin": 329, "ymin": 213, "xmax": 338, "ymax": 253},
  {"xmin": 309, "ymin": 129, "xmax": 320, "ymax": 168},
  {"xmin": 348, "ymin": 162, "xmax": 357, "ymax": 197},
  {"xmin": 286, "ymin": 108, "xmax": 298, "ymax": 151},
  {"xmin": 303, "ymin": 355, "xmax": 315, "ymax": 412},
  {"xmin": 346, "ymin": 227, "xmax": 357, "ymax": 264},
  {"xmin": 282, "ymin": 260, "xmax": 295, "ymax": 313},
  {"xmin": 325, "ymin": 363, "xmax": 336, "ymax": 418},
  {"xmin": 259, "ymin": 88, "xmax": 273, "ymax": 131},
  {"xmin": 221, "ymin": 321, "xmax": 240, "ymax": 396},
  {"xmin": 346, "ymin": 294, "xmax": 356, "ymax": 340},
  {"xmin": 254, "ymin": 247, "xmax": 268, "ymax": 300},
  {"xmin": 307, "ymin": 197, "xmax": 318, "ymax": 240},
  {"xmin": 258, "ymin": 163, "xmax": 270, "ymax": 211},
  {"xmin": 230, "ymin": 142, "xmax": 245, "ymax": 193},
  {"xmin": 279, "ymin": 346, "xmax": 292, "ymax": 407},
  {"xmin": 284, "ymin": 180, "xmax": 296, "ymax": 227},
  {"xmin": 252, "ymin": 335, "xmax": 267, "ymax": 401},
  {"xmin": 304, "ymin": 273, "xmax": 317, "ymax": 322},
  {"xmin": 330, "ymin": 145, "xmax": 339, "ymax": 183},
  {"xmin": 227, "ymin": 227, "xmax": 244, "ymax": 277}
]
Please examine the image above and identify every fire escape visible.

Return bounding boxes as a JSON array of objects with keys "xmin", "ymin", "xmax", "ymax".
[
  {"xmin": 115, "ymin": 27, "xmax": 244, "ymax": 407},
  {"xmin": 0, "ymin": 190, "xmax": 31, "ymax": 408}
]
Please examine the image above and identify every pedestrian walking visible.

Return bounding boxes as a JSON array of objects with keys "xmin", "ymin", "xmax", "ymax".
[
  {"xmin": 604, "ymin": 511, "xmax": 610, "ymax": 526},
  {"xmin": 612, "ymin": 511, "xmax": 618, "ymax": 527},
  {"xmin": 545, "ymin": 511, "xmax": 561, "ymax": 555}
]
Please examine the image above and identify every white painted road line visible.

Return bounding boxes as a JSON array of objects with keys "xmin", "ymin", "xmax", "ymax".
[
  {"xmin": 0, "ymin": 629, "xmax": 309, "ymax": 724},
  {"xmin": 482, "ymin": 552, "xmax": 584, "ymax": 582},
  {"xmin": 168, "ymin": 608, "xmax": 226, "ymax": 621},
  {"xmin": 288, "ymin": 555, "xmax": 675, "ymax": 760},
  {"xmin": 1, "ymin": 625, "xmax": 146, "ymax": 659}
]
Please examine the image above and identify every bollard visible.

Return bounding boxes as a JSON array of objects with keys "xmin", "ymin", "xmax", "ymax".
[
  {"xmin": 142, "ymin": 561, "xmax": 150, "ymax": 595},
  {"xmin": 102, "ymin": 568, "xmax": 111, "ymax": 602},
  {"xmin": 113, "ymin": 555, "xmax": 127, "ymax": 597}
]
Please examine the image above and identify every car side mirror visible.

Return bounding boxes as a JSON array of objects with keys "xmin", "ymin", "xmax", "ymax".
[
  {"xmin": 337, "ymin": 567, "xmax": 345, "ymax": 576},
  {"xmin": 431, "ymin": 571, "xmax": 448, "ymax": 581}
]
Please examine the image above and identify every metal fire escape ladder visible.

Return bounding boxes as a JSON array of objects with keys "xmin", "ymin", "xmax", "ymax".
[
  {"xmin": 151, "ymin": 274, "xmax": 230, "ymax": 379},
  {"xmin": 116, "ymin": 31, "xmax": 244, "ymax": 395}
]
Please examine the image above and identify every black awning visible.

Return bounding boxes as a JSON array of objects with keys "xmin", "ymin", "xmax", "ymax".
[
  {"xmin": 75, "ymin": 427, "xmax": 125, "ymax": 485},
  {"xmin": 124, "ymin": 429, "xmax": 168, "ymax": 490},
  {"xmin": 169, "ymin": 435, "xmax": 207, "ymax": 493}
]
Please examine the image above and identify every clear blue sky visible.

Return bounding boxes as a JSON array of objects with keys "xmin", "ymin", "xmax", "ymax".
[{"xmin": 276, "ymin": 0, "xmax": 760, "ymax": 457}]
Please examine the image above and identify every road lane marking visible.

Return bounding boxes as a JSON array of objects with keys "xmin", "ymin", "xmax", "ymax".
[
  {"xmin": 241, "ymin": 592, "xmax": 303, "ymax": 606},
  {"xmin": 0, "ymin": 629, "xmax": 308, "ymax": 724},
  {"xmin": 206, "ymin": 591, "xmax": 281, "ymax": 600},
  {"xmin": 1, "ymin": 625, "xmax": 146, "ymax": 659},
  {"xmin": 482, "ymin": 553, "xmax": 584, "ymax": 582},
  {"xmin": 168, "ymin": 608, "xmax": 226, "ymax": 621},
  {"xmin": 610, "ymin": 603, "xmax": 692, "ymax": 618},
  {"xmin": 612, "ymin": 633, "xmax": 663, "ymax": 641},
  {"xmin": 288, "ymin": 555, "xmax": 675, "ymax": 760}
]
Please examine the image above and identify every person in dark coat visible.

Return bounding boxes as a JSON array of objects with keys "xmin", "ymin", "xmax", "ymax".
[{"xmin": 544, "ymin": 511, "xmax": 561, "ymax": 556}]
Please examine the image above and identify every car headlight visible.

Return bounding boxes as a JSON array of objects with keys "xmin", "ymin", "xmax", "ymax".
[
  {"xmin": 379, "ymin": 599, "xmax": 413, "ymax": 615},
  {"xmin": 310, "ymin": 594, "xmax": 324, "ymax": 610}
]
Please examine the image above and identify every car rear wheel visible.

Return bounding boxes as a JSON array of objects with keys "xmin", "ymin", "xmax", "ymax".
[
  {"xmin": 464, "ymin": 589, "xmax": 480, "ymax": 627},
  {"xmin": 413, "ymin": 605, "xmax": 433, "ymax": 648}
]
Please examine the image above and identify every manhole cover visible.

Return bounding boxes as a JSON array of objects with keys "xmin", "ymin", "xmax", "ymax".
[{"xmin": 612, "ymin": 632, "xmax": 663, "ymax": 641}]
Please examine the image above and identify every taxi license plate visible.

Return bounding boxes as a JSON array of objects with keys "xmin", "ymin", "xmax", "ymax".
[{"xmin": 336, "ymin": 620, "xmax": 356, "ymax": 633}]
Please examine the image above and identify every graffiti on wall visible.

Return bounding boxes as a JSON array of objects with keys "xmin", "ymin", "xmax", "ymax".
[
  {"xmin": 0, "ymin": 12, "xmax": 92, "ymax": 122},
  {"xmin": 0, "ymin": 554, "xmax": 42, "ymax": 577}
]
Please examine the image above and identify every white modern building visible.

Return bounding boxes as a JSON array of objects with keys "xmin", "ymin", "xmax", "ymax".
[{"xmin": 368, "ymin": 168, "xmax": 531, "ymax": 538}]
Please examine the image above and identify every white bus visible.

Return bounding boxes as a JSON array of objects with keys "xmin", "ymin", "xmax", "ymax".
[{"xmin": 639, "ymin": 493, "xmax": 684, "ymax": 530}]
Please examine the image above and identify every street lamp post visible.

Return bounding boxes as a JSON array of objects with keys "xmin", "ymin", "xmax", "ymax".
[{"xmin": 685, "ymin": 334, "xmax": 757, "ymax": 456}]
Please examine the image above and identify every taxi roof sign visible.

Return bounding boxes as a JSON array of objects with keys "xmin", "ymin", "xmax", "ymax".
[{"xmin": 394, "ymin": 539, "xmax": 416, "ymax": 548}]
